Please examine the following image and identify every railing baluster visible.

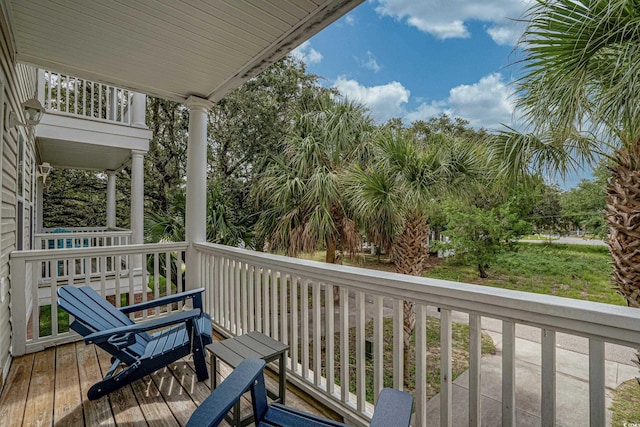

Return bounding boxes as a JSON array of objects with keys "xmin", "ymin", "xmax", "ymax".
[
  {"xmin": 440, "ymin": 308, "xmax": 453, "ymax": 427},
  {"xmin": 248, "ymin": 264, "xmax": 255, "ymax": 332},
  {"xmin": 235, "ymin": 260, "xmax": 241, "ymax": 334},
  {"xmin": 241, "ymin": 261, "xmax": 248, "ymax": 335},
  {"xmin": 253, "ymin": 265, "xmax": 264, "ymax": 332},
  {"xmin": 469, "ymin": 313, "xmax": 482, "ymax": 427},
  {"xmin": 325, "ymin": 283, "xmax": 334, "ymax": 395},
  {"xmin": 49, "ymin": 259, "xmax": 58, "ymax": 339},
  {"xmin": 340, "ymin": 286, "xmax": 349, "ymax": 403},
  {"xmin": 502, "ymin": 321, "xmax": 516, "ymax": 427},
  {"xmin": 56, "ymin": 73, "xmax": 61, "ymax": 111},
  {"xmin": 82, "ymin": 80, "xmax": 86, "ymax": 116},
  {"xmin": 100, "ymin": 255, "xmax": 107, "ymax": 309},
  {"xmin": 263, "ymin": 267, "xmax": 270, "ymax": 336},
  {"xmin": 589, "ymin": 339, "xmax": 605, "ymax": 427},
  {"xmin": 393, "ymin": 298, "xmax": 403, "ymax": 391},
  {"xmin": 73, "ymin": 78, "xmax": 78, "ymax": 115},
  {"xmin": 46, "ymin": 71, "xmax": 52, "ymax": 109},
  {"xmin": 373, "ymin": 295, "xmax": 383, "ymax": 400},
  {"xmin": 415, "ymin": 303, "xmax": 428, "ymax": 427},
  {"xmin": 115, "ymin": 254, "xmax": 121, "ymax": 308},
  {"xmin": 301, "ymin": 278, "xmax": 309, "ymax": 380},
  {"xmin": 271, "ymin": 269, "xmax": 278, "ymax": 339},
  {"xmin": 280, "ymin": 272, "xmax": 288, "ymax": 347},
  {"xmin": 541, "ymin": 328, "xmax": 556, "ymax": 427},
  {"xmin": 312, "ymin": 281, "xmax": 321, "ymax": 386},
  {"xmin": 98, "ymin": 83, "xmax": 103, "ymax": 119},
  {"xmin": 291, "ymin": 275, "xmax": 298, "ymax": 372},
  {"xmin": 153, "ymin": 253, "xmax": 160, "ymax": 316},
  {"xmin": 355, "ymin": 290, "xmax": 365, "ymax": 412},
  {"xmin": 222, "ymin": 257, "xmax": 229, "ymax": 331}
]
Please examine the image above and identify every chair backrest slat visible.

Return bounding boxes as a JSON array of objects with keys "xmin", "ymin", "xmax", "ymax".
[{"xmin": 58, "ymin": 286, "xmax": 150, "ymax": 360}]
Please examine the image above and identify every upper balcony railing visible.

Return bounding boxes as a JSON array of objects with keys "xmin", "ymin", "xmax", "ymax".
[
  {"xmin": 35, "ymin": 227, "xmax": 132, "ymax": 250},
  {"xmin": 37, "ymin": 70, "xmax": 135, "ymax": 125}
]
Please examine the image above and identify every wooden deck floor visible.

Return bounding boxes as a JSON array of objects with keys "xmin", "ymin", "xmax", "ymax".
[{"xmin": 0, "ymin": 342, "xmax": 329, "ymax": 426}]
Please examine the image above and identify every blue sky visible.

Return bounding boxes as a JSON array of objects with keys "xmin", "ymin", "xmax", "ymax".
[{"xmin": 292, "ymin": 0, "xmax": 588, "ymax": 188}]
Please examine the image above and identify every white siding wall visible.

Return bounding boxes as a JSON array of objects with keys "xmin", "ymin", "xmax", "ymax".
[{"xmin": 0, "ymin": 7, "xmax": 37, "ymax": 388}]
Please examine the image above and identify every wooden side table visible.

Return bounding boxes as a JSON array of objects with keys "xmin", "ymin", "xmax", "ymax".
[{"xmin": 206, "ymin": 331, "xmax": 289, "ymax": 427}]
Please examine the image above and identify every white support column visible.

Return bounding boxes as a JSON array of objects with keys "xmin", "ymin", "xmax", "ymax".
[
  {"xmin": 131, "ymin": 92, "xmax": 146, "ymax": 128},
  {"xmin": 106, "ymin": 170, "xmax": 116, "ymax": 229},
  {"xmin": 36, "ymin": 179, "xmax": 43, "ymax": 234},
  {"xmin": 185, "ymin": 96, "xmax": 213, "ymax": 290},
  {"xmin": 130, "ymin": 151, "xmax": 145, "ymax": 245}
]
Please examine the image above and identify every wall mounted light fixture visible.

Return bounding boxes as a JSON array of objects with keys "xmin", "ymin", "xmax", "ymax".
[
  {"xmin": 37, "ymin": 162, "xmax": 52, "ymax": 184},
  {"xmin": 9, "ymin": 98, "xmax": 45, "ymax": 128}
]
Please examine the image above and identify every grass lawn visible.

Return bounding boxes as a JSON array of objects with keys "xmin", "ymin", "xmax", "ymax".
[
  {"xmin": 611, "ymin": 379, "xmax": 640, "ymax": 425},
  {"xmin": 426, "ymin": 243, "xmax": 624, "ymax": 306},
  {"xmin": 303, "ymin": 243, "xmax": 622, "ymax": 305},
  {"xmin": 311, "ymin": 317, "xmax": 495, "ymax": 403}
]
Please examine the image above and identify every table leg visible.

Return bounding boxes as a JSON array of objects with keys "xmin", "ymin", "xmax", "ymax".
[
  {"xmin": 279, "ymin": 352, "xmax": 286, "ymax": 404},
  {"xmin": 211, "ymin": 354, "xmax": 219, "ymax": 390}
]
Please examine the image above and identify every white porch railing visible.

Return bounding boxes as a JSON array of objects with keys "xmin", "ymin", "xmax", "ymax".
[
  {"xmin": 194, "ymin": 242, "xmax": 640, "ymax": 427},
  {"xmin": 35, "ymin": 228, "xmax": 132, "ymax": 250},
  {"xmin": 38, "ymin": 70, "xmax": 133, "ymax": 124},
  {"xmin": 10, "ymin": 242, "xmax": 187, "ymax": 356}
]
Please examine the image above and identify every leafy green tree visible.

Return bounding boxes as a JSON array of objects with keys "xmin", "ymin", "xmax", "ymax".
[
  {"xmin": 255, "ymin": 93, "xmax": 374, "ymax": 263},
  {"xmin": 345, "ymin": 126, "xmax": 484, "ymax": 385},
  {"xmin": 44, "ymin": 169, "xmax": 130, "ymax": 229},
  {"xmin": 528, "ymin": 181, "xmax": 565, "ymax": 235},
  {"xmin": 145, "ymin": 97, "xmax": 188, "ymax": 214},
  {"xmin": 208, "ymin": 57, "xmax": 328, "ymax": 249},
  {"xmin": 491, "ymin": 0, "xmax": 640, "ymax": 308},
  {"xmin": 560, "ymin": 165, "xmax": 607, "ymax": 237},
  {"xmin": 441, "ymin": 200, "xmax": 531, "ymax": 278}
]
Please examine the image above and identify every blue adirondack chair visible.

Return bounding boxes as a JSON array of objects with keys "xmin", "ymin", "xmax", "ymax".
[
  {"xmin": 57, "ymin": 285, "xmax": 212, "ymax": 400},
  {"xmin": 187, "ymin": 358, "xmax": 414, "ymax": 427}
]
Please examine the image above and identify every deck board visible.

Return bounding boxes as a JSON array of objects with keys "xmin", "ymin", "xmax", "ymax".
[
  {"xmin": 0, "ymin": 353, "xmax": 34, "ymax": 426},
  {"xmin": 23, "ymin": 347, "xmax": 55, "ymax": 427},
  {"xmin": 76, "ymin": 342, "xmax": 115, "ymax": 426},
  {"xmin": 53, "ymin": 344, "xmax": 83, "ymax": 426},
  {"xmin": 0, "ymin": 341, "xmax": 334, "ymax": 426}
]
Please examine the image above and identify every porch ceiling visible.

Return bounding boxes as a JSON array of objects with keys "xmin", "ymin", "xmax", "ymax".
[{"xmin": 6, "ymin": 0, "xmax": 362, "ymax": 103}]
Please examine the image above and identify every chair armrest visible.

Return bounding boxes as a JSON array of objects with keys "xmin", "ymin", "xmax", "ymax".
[
  {"xmin": 119, "ymin": 288, "xmax": 205, "ymax": 314},
  {"xmin": 186, "ymin": 359, "xmax": 266, "ymax": 427},
  {"xmin": 84, "ymin": 309, "xmax": 202, "ymax": 345},
  {"xmin": 370, "ymin": 388, "xmax": 413, "ymax": 427}
]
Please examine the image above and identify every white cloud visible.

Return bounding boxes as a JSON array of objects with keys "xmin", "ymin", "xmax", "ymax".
[
  {"xmin": 332, "ymin": 73, "xmax": 516, "ymax": 129},
  {"xmin": 446, "ymin": 73, "xmax": 515, "ymax": 129},
  {"xmin": 405, "ymin": 101, "xmax": 443, "ymax": 123},
  {"xmin": 357, "ymin": 51, "xmax": 382, "ymax": 72},
  {"xmin": 373, "ymin": 0, "xmax": 532, "ymax": 45},
  {"xmin": 291, "ymin": 41, "xmax": 323, "ymax": 65},
  {"xmin": 333, "ymin": 77, "xmax": 410, "ymax": 122},
  {"xmin": 486, "ymin": 22, "xmax": 524, "ymax": 46},
  {"xmin": 345, "ymin": 15, "xmax": 356, "ymax": 26}
]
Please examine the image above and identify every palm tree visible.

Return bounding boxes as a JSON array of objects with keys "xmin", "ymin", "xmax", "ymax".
[
  {"xmin": 255, "ymin": 93, "xmax": 374, "ymax": 263},
  {"xmin": 346, "ymin": 127, "xmax": 484, "ymax": 385},
  {"xmin": 493, "ymin": 0, "xmax": 640, "ymax": 308}
]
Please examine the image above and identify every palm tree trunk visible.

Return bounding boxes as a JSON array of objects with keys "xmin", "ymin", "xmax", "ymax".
[
  {"xmin": 607, "ymin": 147, "xmax": 640, "ymax": 369},
  {"xmin": 607, "ymin": 148, "xmax": 640, "ymax": 308},
  {"xmin": 392, "ymin": 213, "xmax": 429, "ymax": 387},
  {"xmin": 326, "ymin": 238, "xmax": 337, "ymax": 263}
]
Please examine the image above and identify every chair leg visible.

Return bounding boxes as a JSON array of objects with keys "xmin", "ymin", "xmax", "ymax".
[
  {"xmin": 88, "ymin": 361, "xmax": 140, "ymax": 400},
  {"xmin": 192, "ymin": 334, "xmax": 209, "ymax": 382}
]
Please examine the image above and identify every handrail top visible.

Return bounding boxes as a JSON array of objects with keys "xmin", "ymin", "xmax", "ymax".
[
  {"xmin": 35, "ymin": 230, "xmax": 133, "ymax": 237},
  {"xmin": 11, "ymin": 242, "xmax": 187, "ymax": 261}
]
